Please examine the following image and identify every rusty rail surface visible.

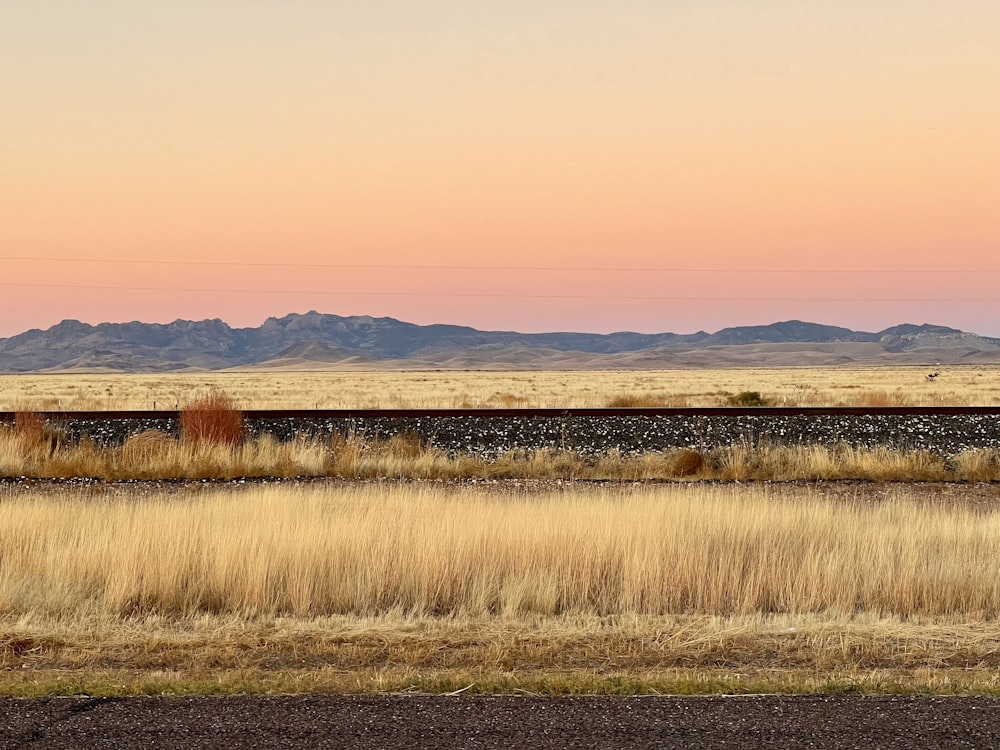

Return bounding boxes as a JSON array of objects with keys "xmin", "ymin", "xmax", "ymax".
[{"xmin": 1, "ymin": 406, "xmax": 1000, "ymax": 421}]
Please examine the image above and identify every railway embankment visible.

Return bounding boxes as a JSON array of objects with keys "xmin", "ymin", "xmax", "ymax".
[{"xmin": 4, "ymin": 408, "xmax": 1000, "ymax": 457}]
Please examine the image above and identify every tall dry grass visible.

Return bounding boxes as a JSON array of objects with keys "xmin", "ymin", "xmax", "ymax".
[
  {"xmin": 1, "ymin": 423, "xmax": 1000, "ymax": 481},
  {"xmin": 3, "ymin": 484, "xmax": 1000, "ymax": 620}
]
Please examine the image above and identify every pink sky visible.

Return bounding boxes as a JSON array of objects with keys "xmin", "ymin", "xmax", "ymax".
[{"xmin": 2, "ymin": 2, "xmax": 998, "ymax": 338}]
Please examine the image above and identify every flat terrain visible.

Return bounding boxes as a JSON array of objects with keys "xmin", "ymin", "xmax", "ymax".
[
  {"xmin": 3, "ymin": 695, "xmax": 1000, "ymax": 750},
  {"xmin": 2, "ymin": 366, "xmax": 998, "ymax": 410},
  {"xmin": 5, "ymin": 481, "xmax": 1000, "ymax": 697},
  {"xmin": 4, "ymin": 364, "xmax": 1000, "ymax": 750}
]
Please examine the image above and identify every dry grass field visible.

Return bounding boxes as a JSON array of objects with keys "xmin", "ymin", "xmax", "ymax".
[
  {"xmin": 3, "ymin": 367, "xmax": 1000, "ymax": 696},
  {"xmin": 3, "ymin": 482, "xmax": 1000, "ymax": 696},
  {"xmin": 1, "ymin": 365, "xmax": 998, "ymax": 411}
]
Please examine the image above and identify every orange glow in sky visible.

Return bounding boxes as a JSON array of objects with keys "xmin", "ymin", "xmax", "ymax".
[{"xmin": 2, "ymin": 2, "xmax": 998, "ymax": 337}]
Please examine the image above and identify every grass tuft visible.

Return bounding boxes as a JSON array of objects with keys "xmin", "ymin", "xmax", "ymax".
[{"xmin": 670, "ymin": 449, "xmax": 705, "ymax": 477}]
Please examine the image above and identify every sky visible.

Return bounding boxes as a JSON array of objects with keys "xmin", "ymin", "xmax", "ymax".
[{"xmin": 2, "ymin": 1, "xmax": 998, "ymax": 338}]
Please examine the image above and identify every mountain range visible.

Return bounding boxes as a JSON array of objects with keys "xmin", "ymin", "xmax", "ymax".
[{"xmin": 1, "ymin": 312, "xmax": 998, "ymax": 372}]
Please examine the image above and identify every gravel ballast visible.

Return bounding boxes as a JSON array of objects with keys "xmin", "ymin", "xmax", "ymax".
[{"xmin": 54, "ymin": 413, "xmax": 1000, "ymax": 457}]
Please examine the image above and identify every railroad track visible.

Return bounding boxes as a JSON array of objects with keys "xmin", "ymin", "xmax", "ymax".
[{"xmin": 2, "ymin": 405, "xmax": 1000, "ymax": 420}]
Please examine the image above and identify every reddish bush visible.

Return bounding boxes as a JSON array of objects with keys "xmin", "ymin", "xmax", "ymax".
[
  {"xmin": 14, "ymin": 411, "xmax": 46, "ymax": 445},
  {"xmin": 180, "ymin": 391, "xmax": 244, "ymax": 447},
  {"xmin": 14, "ymin": 411, "xmax": 64, "ymax": 455}
]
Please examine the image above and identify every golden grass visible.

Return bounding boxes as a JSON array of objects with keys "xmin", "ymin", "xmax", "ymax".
[
  {"xmin": 3, "ymin": 482, "xmax": 1000, "ymax": 695},
  {"xmin": 1, "ymin": 423, "xmax": 999, "ymax": 481},
  {"xmin": 3, "ymin": 483, "xmax": 1000, "ymax": 619},
  {"xmin": 1, "ymin": 366, "xmax": 997, "ymax": 410},
  {"xmin": 4, "ymin": 368, "xmax": 997, "ymax": 695}
]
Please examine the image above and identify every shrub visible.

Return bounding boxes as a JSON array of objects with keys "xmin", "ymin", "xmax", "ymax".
[
  {"xmin": 670, "ymin": 449, "xmax": 705, "ymax": 477},
  {"xmin": 727, "ymin": 391, "xmax": 768, "ymax": 407},
  {"xmin": 180, "ymin": 391, "xmax": 244, "ymax": 447}
]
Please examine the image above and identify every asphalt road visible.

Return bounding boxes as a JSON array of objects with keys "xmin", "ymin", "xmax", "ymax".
[{"xmin": 3, "ymin": 695, "xmax": 1000, "ymax": 749}]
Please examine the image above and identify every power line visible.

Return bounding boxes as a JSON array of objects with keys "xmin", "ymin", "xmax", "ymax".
[
  {"xmin": 0, "ymin": 281, "xmax": 995, "ymax": 302},
  {"xmin": 1, "ymin": 255, "xmax": 998, "ymax": 274}
]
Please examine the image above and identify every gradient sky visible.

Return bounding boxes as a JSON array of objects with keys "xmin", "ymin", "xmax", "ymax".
[{"xmin": 2, "ymin": 1, "xmax": 998, "ymax": 337}]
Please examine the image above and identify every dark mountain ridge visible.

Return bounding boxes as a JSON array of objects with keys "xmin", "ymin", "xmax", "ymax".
[{"xmin": 0, "ymin": 312, "xmax": 996, "ymax": 372}]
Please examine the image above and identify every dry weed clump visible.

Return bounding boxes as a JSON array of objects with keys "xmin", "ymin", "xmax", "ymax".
[
  {"xmin": 180, "ymin": 390, "xmax": 244, "ymax": 447},
  {"xmin": 953, "ymin": 449, "xmax": 1000, "ymax": 482},
  {"xmin": 670, "ymin": 448, "xmax": 705, "ymax": 477}
]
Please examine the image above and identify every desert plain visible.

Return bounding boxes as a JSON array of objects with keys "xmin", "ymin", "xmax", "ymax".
[
  {"xmin": 1, "ymin": 364, "xmax": 999, "ymax": 411},
  {"xmin": 2, "ymin": 366, "xmax": 1000, "ymax": 699}
]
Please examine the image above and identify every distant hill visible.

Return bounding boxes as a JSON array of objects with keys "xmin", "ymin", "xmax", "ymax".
[{"xmin": 1, "ymin": 312, "xmax": 998, "ymax": 372}]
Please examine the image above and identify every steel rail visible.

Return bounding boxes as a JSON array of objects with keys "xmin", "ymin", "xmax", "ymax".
[{"xmin": 1, "ymin": 406, "xmax": 1000, "ymax": 421}]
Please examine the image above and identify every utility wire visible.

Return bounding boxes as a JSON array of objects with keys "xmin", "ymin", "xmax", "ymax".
[
  {"xmin": 0, "ymin": 281, "xmax": 994, "ymax": 302},
  {"xmin": 1, "ymin": 255, "xmax": 998, "ymax": 274}
]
